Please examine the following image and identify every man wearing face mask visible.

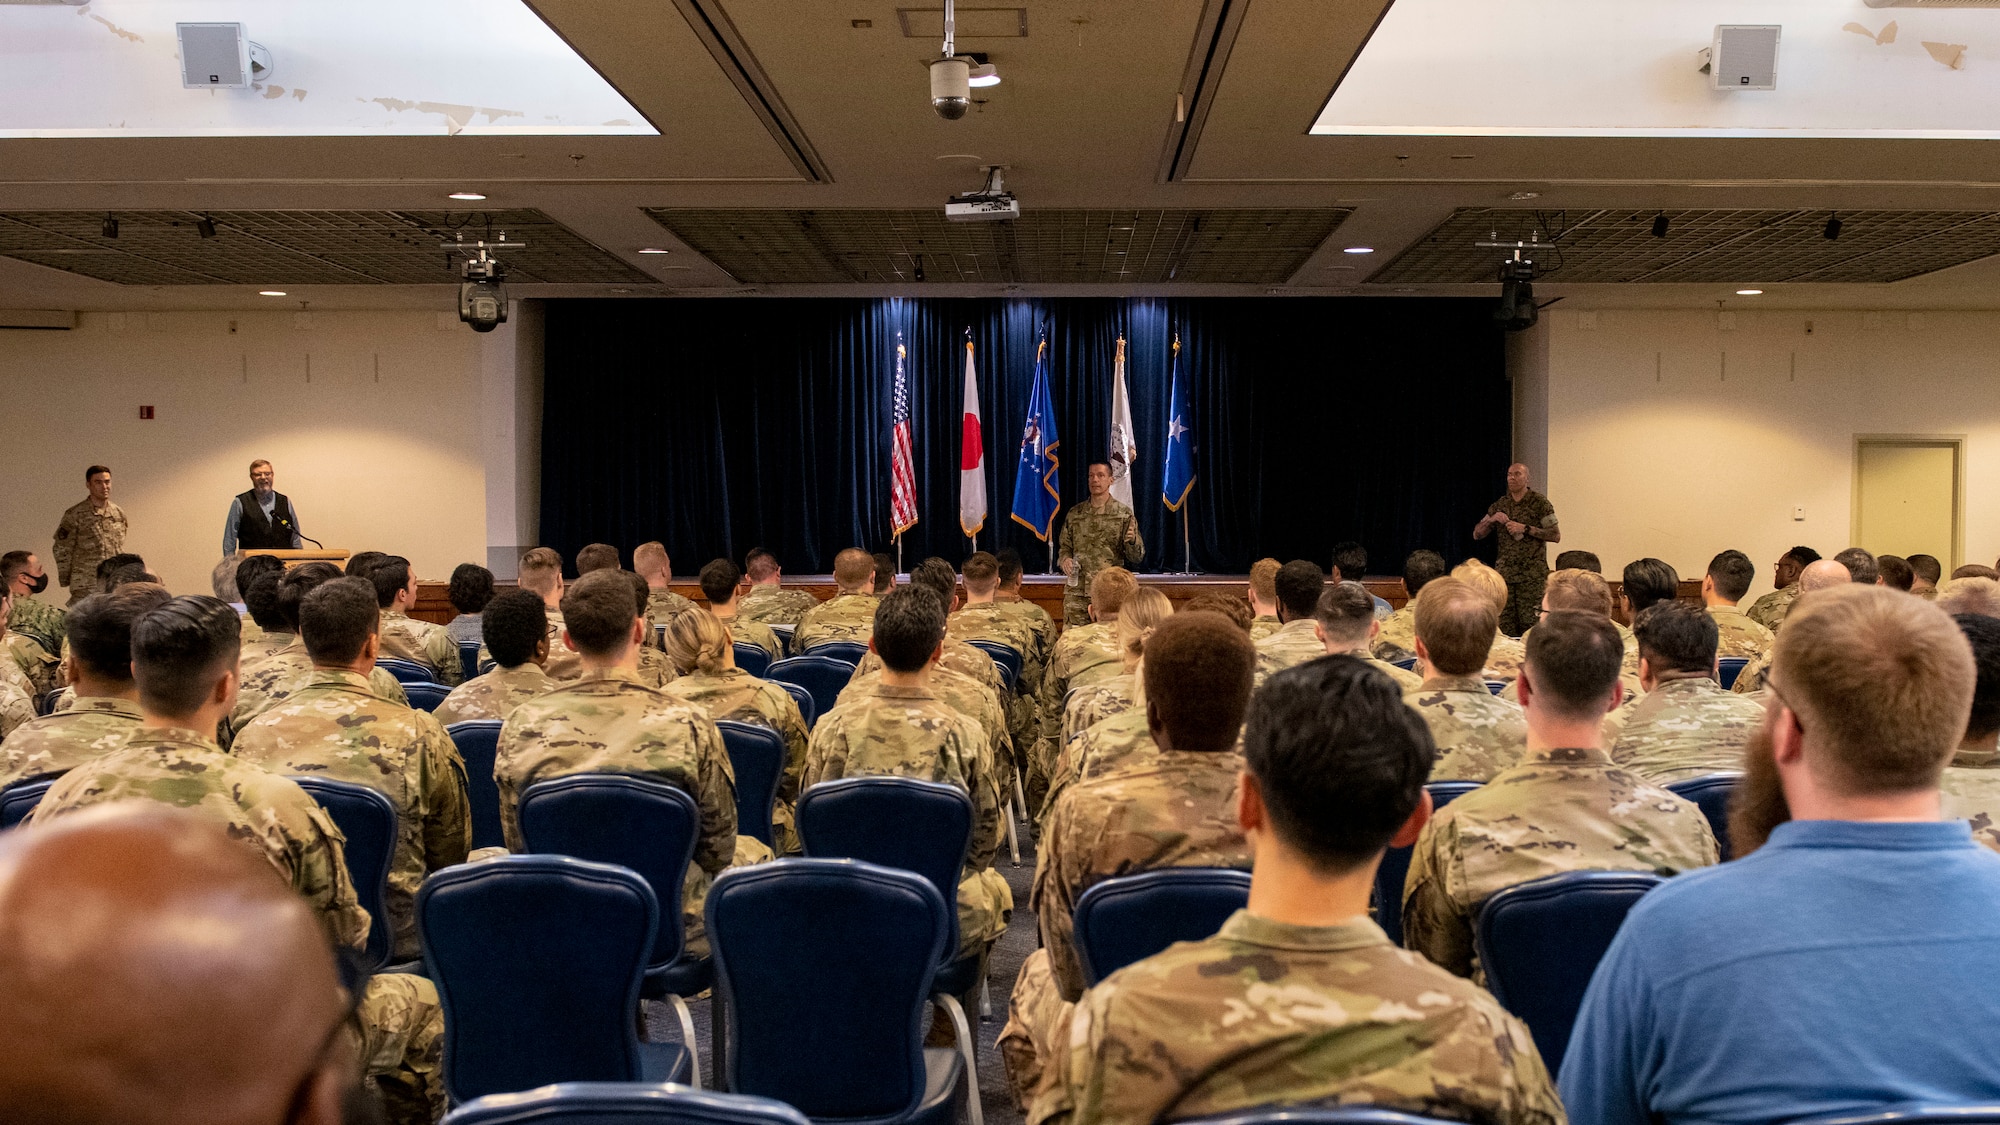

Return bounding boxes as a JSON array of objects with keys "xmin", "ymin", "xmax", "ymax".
[
  {"xmin": 1, "ymin": 551, "xmax": 63, "ymax": 654},
  {"xmin": 53, "ymin": 465, "xmax": 127, "ymax": 605}
]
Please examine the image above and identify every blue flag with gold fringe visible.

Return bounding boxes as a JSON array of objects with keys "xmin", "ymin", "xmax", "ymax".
[
  {"xmin": 1163, "ymin": 334, "xmax": 1194, "ymax": 511},
  {"xmin": 1010, "ymin": 333, "xmax": 1061, "ymax": 541}
]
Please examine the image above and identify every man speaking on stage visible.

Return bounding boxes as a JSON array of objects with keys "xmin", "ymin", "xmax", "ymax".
[{"xmin": 221, "ymin": 459, "xmax": 304, "ymax": 555}]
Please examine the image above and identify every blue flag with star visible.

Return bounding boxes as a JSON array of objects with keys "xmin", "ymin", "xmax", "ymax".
[
  {"xmin": 1163, "ymin": 336, "xmax": 1194, "ymax": 511},
  {"xmin": 1010, "ymin": 333, "xmax": 1062, "ymax": 540}
]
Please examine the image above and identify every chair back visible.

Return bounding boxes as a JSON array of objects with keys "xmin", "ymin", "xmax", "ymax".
[
  {"xmin": 965, "ymin": 639, "xmax": 1021, "ymax": 692},
  {"xmin": 765, "ymin": 656, "xmax": 853, "ymax": 728},
  {"xmin": 1485, "ymin": 680, "xmax": 1508, "ymax": 695},
  {"xmin": 1072, "ymin": 867, "xmax": 1251, "ymax": 986},
  {"xmin": 1173, "ymin": 1109, "xmax": 1479, "ymax": 1125},
  {"xmin": 732, "ymin": 643, "xmax": 773, "ymax": 678},
  {"xmin": 767, "ymin": 623, "xmax": 794, "ymax": 658},
  {"xmin": 441, "ymin": 1082, "xmax": 812, "ymax": 1125},
  {"xmin": 796, "ymin": 776, "xmax": 972, "ymax": 956},
  {"xmin": 37, "ymin": 688, "xmax": 62, "ymax": 717},
  {"xmin": 376, "ymin": 656, "xmax": 436, "ymax": 685},
  {"xmin": 1373, "ymin": 780, "xmax": 1483, "ymax": 943},
  {"xmin": 446, "ymin": 720, "xmax": 506, "ymax": 851},
  {"xmin": 707, "ymin": 859, "xmax": 948, "ymax": 1119},
  {"xmin": 773, "ymin": 680, "xmax": 816, "ymax": 729},
  {"xmin": 419, "ymin": 855, "xmax": 658, "ymax": 1105},
  {"xmin": 801, "ymin": 639, "xmax": 868, "ymax": 665},
  {"xmin": 1475, "ymin": 869, "xmax": 1662, "ymax": 1072},
  {"xmin": 1718, "ymin": 656, "xmax": 1751, "ymax": 691},
  {"xmin": 0, "ymin": 777, "xmax": 54, "ymax": 829},
  {"xmin": 519, "ymin": 774, "xmax": 697, "ymax": 974},
  {"xmin": 1790, "ymin": 1109, "xmax": 2000, "ymax": 1125},
  {"xmin": 293, "ymin": 776, "xmax": 399, "ymax": 970},
  {"xmin": 404, "ymin": 681, "xmax": 451, "ymax": 713},
  {"xmin": 715, "ymin": 721, "xmax": 784, "ymax": 848},
  {"xmin": 1667, "ymin": 772, "xmax": 1741, "ymax": 861},
  {"xmin": 459, "ymin": 643, "xmax": 482, "ymax": 684},
  {"xmin": 1390, "ymin": 656, "xmax": 1419, "ymax": 672}
]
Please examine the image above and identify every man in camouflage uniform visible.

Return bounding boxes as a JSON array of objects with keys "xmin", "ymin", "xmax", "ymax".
[
  {"xmin": 1941, "ymin": 613, "xmax": 2000, "ymax": 852},
  {"xmin": 1247, "ymin": 558, "xmax": 1282, "ymax": 641},
  {"xmin": 436, "ymin": 588, "xmax": 556, "ymax": 725},
  {"xmin": 1404, "ymin": 610, "xmax": 1718, "ymax": 982},
  {"xmin": 949, "ymin": 551, "xmax": 1045, "ymax": 697},
  {"xmin": 1502, "ymin": 569, "xmax": 1643, "ymax": 703},
  {"xmin": 699, "ymin": 558, "xmax": 783, "ymax": 662},
  {"xmin": 993, "ymin": 547, "xmax": 1059, "ymax": 665},
  {"xmin": 1057, "ymin": 462, "xmax": 1146, "ymax": 626},
  {"xmin": 483, "ymin": 547, "xmax": 583, "ymax": 681},
  {"xmin": 1734, "ymin": 559, "xmax": 1854, "ymax": 696},
  {"xmin": 803, "ymin": 586, "xmax": 1010, "ymax": 953},
  {"xmin": 1373, "ymin": 550, "xmax": 1448, "ymax": 664},
  {"xmin": 1030, "ymin": 654, "xmax": 1563, "ymax": 1125},
  {"xmin": 1447, "ymin": 560, "xmax": 1527, "ymax": 684},
  {"xmin": 1032, "ymin": 568, "xmax": 1139, "ymax": 811},
  {"xmin": 635, "ymin": 541, "xmax": 698, "ymax": 625},
  {"xmin": 2, "ymin": 550, "xmax": 64, "ymax": 654},
  {"xmin": 1703, "ymin": 549, "xmax": 1777, "ymax": 659},
  {"xmin": 0, "ymin": 584, "xmax": 167, "ymax": 790},
  {"xmin": 1001, "ymin": 612, "xmax": 1255, "ymax": 1108},
  {"xmin": 1313, "ymin": 580, "xmax": 1422, "ymax": 690},
  {"xmin": 52, "ymin": 466, "xmax": 128, "ymax": 606},
  {"xmin": 1403, "ymin": 578, "xmax": 1528, "ymax": 781},
  {"xmin": 496, "ymin": 569, "xmax": 763, "ymax": 954},
  {"xmin": 792, "ymin": 548, "xmax": 878, "ymax": 652},
  {"xmin": 1253, "ymin": 560, "xmax": 1330, "ymax": 681},
  {"xmin": 1473, "ymin": 462, "xmax": 1559, "ymax": 637},
  {"xmin": 1746, "ymin": 546, "xmax": 1820, "ymax": 633},
  {"xmin": 1609, "ymin": 601, "xmax": 1766, "ymax": 782},
  {"xmin": 233, "ymin": 576, "xmax": 471, "ymax": 962},
  {"xmin": 366, "ymin": 555, "xmax": 464, "ymax": 685},
  {"xmin": 738, "ymin": 546, "xmax": 818, "ymax": 627},
  {"xmin": 28, "ymin": 594, "xmax": 444, "ymax": 1124},
  {"xmin": 226, "ymin": 563, "xmax": 410, "ymax": 744},
  {"xmin": 1910, "ymin": 553, "xmax": 1944, "ymax": 601}
]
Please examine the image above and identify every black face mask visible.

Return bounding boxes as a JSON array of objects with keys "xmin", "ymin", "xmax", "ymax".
[{"xmin": 23, "ymin": 573, "xmax": 46, "ymax": 595}]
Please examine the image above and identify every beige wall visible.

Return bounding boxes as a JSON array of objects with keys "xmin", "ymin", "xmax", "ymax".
[
  {"xmin": 1546, "ymin": 307, "xmax": 2000, "ymax": 601},
  {"xmin": 0, "ymin": 309, "xmax": 517, "ymax": 599}
]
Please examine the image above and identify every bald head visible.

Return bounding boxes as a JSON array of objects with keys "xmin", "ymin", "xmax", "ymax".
[
  {"xmin": 1799, "ymin": 559, "xmax": 1853, "ymax": 594},
  {"xmin": 0, "ymin": 806, "xmax": 354, "ymax": 1125},
  {"xmin": 833, "ymin": 548, "xmax": 875, "ymax": 593}
]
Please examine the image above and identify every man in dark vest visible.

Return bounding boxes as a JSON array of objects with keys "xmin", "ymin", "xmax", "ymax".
[{"xmin": 222, "ymin": 459, "xmax": 304, "ymax": 556}]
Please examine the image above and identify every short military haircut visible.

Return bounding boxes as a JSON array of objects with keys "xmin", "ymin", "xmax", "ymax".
[
  {"xmin": 233, "ymin": 555, "xmax": 285, "ymax": 609},
  {"xmin": 1183, "ymin": 590, "xmax": 1253, "ymax": 633},
  {"xmin": 872, "ymin": 552, "xmax": 897, "ymax": 594},
  {"xmin": 1634, "ymin": 600, "xmax": 1719, "ymax": 676},
  {"xmin": 632, "ymin": 541, "xmax": 670, "ymax": 576},
  {"xmin": 84, "ymin": 465, "xmax": 110, "ymax": 481},
  {"xmin": 1955, "ymin": 614, "xmax": 2000, "ymax": 742},
  {"xmin": 911, "ymin": 558, "xmax": 958, "ymax": 612},
  {"xmin": 1274, "ymin": 560, "xmax": 1327, "ymax": 622},
  {"xmin": 1081, "ymin": 571, "xmax": 1133, "ymax": 619},
  {"xmin": 560, "ymin": 569, "xmax": 640, "ymax": 658},
  {"xmin": 1525, "ymin": 610, "xmax": 1624, "ymax": 720},
  {"xmin": 832, "ymin": 548, "xmax": 875, "ymax": 591},
  {"xmin": 66, "ymin": 584, "xmax": 172, "ymax": 683},
  {"xmin": 1402, "ymin": 550, "xmax": 1449, "ymax": 598},
  {"xmin": 299, "ymin": 577, "xmax": 379, "ymax": 666},
  {"xmin": 1707, "ymin": 550, "xmax": 1756, "ymax": 602},
  {"xmin": 518, "ymin": 548, "xmax": 563, "ymax": 597},
  {"xmin": 448, "ymin": 564, "xmax": 495, "ymax": 615},
  {"xmin": 1954, "ymin": 565, "xmax": 2000, "ymax": 582},
  {"xmin": 1775, "ymin": 585, "xmax": 1973, "ymax": 794},
  {"xmin": 1144, "ymin": 612, "xmax": 1255, "ymax": 752},
  {"xmin": 699, "ymin": 558, "xmax": 742, "ymax": 606},
  {"xmin": 367, "ymin": 556, "xmax": 413, "ymax": 609},
  {"xmin": 131, "ymin": 596, "xmax": 240, "ymax": 718},
  {"xmin": 872, "ymin": 586, "xmax": 945, "ymax": 673},
  {"xmin": 744, "ymin": 547, "xmax": 779, "ymax": 582},
  {"xmin": 1450, "ymin": 561, "xmax": 1508, "ymax": 615},
  {"xmin": 343, "ymin": 551, "xmax": 387, "ymax": 579},
  {"xmin": 0, "ymin": 551, "xmax": 31, "ymax": 582},
  {"xmin": 1940, "ymin": 578, "xmax": 2000, "ymax": 620},
  {"xmin": 995, "ymin": 548, "xmax": 1026, "ymax": 587},
  {"xmin": 209, "ymin": 556, "xmax": 242, "ymax": 604},
  {"xmin": 576, "ymin": 543, "xmax": 621, "ymax": 574},
  {"xmin": 1877, "ymin": 555, "xmax": 1915, "ymax": 592},
  {"xmin": 96, "ymin": 554, "xmax": 144, "ymax": 583},
  {"xmin": 275, "ymin": 562, "xmax": 342, "ymax": 631},
  {"xmin": 1249, "ymin": 558, "xmax": 1281, "ymax": 604},
  {"xmin": 1554, "ymin": 550, "xmax": 1602, "ymax": 574},
  {"xmin": 482, "ymin": 589, "xmax": 549, "ymax": 668},
  {"xmin": 1547, "ymin": 568, "xmax": 1616, "ymax": 618},
  {"xmin": 103, "ymin": 565, "xmax": 158, "ymax": 591},
  {"xmin": 1414, "ymin": 578, "xmax": 1498, "ymax": 676},
  {"xmin": 1330, "ymin": 541, "xmax": 1369, "ymax": 582},
  {"xmin": 962, "ymin": 552, "xmax": 999, "ymax": 593},
  {"xmin": 624, "ymin": 571, "xmax": 654, "ymax": 628},
  {"xmin": 1245, "ymin": 656, "xmax": 1435, "ymax": 874},
  {"xmin": 243, "ymin": 572, "xmax": 286, "ymax": 630},
  {"xmin": 1835, "ymin": 547, "xmax": 1880, "ymax": 585},
  {"xmin": 1621, "ymin": 558, "xmax": 1681, "ymax": 614},
  {"xmin": 1314, "ymin": 581, "xmax": 1378, "ymax": 646},
  {"xmin": 1783, "ymin": 545, "xmax": 1824, "ymax": 568},
  {"xmin": 1909, "ymin": 554, "xmax": 1944, "ymax": 586}
]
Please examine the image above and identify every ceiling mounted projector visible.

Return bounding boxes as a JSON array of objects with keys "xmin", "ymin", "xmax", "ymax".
[{"xmin": 947, "ymin": 167, "xmax": 1019, "ymax": 222}]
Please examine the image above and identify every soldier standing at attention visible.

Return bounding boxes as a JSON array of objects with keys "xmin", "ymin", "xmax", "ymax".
[
  {"xmin": 1058, "ymin": 462, "xmax": 1144, "ymax": 626},
  {"xmin": 53, "ymin": 465, "xmax": 128, "ymax": 605},
  {"xmin": 1473, "ymin": 462, "xmax": 1559, "ymax": 636}
]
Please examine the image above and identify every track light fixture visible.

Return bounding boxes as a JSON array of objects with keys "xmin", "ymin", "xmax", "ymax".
[
  {"xmin": 1823, "ymin": 214, "xmax": 1843, "ymax": 241},
  {"xmin": 101, "ymin": 214, "xmax": 118, "ymax": 239},
  {"xmin": 1652, "ymin": 213, "xmax": 1670, "ymax": 238},
  {"xmin": 196, "ymin": 214, "xmax": 217, "ymax": 239},
  {"xmin": 914, "ymin": 255, "xmax": 926, "ymax": 282}
]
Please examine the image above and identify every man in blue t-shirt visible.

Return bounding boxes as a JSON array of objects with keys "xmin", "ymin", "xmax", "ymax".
[{"xmin": 1561, "ymin": 583, "xmax": 2000, "ymax": 1125}]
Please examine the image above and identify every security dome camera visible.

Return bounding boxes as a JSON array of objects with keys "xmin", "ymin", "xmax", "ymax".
[{"xmin": 931, "ymin": 56, "xmax": 970, "ymax": 120}]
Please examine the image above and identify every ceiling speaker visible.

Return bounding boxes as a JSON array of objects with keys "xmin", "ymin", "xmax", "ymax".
[
  {"xmin": 1712, "ymin": 25, "xmax": 1780, "ymax": 91},
  {"xmin": 176, "ymin": 23, "xmax": 250, "ymax": 89}
]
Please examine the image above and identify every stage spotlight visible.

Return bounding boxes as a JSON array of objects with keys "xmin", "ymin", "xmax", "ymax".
[
  {"xmin": 101, "ymin": 214, "xmax": 118, "ymax": 239},
  {"xmin": 1652, "ymin": 213, "xmax": 1670, "ymax": 238},
  {"xmin": 196, "ymin": 215, "xmax": 217, "ymax": 239},
  {"xmin": 1824, "ymin": 215, "xmax": 1843, "ymax": 241},
  {"xmin": 1493, "ymin": 256, "xmax": 1539, "ymax": 332}
]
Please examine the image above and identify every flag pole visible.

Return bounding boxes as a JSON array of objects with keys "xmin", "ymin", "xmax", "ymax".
[
  {"xmin": 896, "ymin": 533, "xmax": 903, "ymax": 577},
  {"xmin": 1182, "ymin": 504, "xmax": 1191, "ymax": 576}
]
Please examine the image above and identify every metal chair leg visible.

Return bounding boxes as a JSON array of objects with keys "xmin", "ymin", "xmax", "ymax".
[
  {"xmin": 1013, "ymin": 773, "xmax": 1029, "ymax": 828},
  {"xmin": 979, "ymin": 975, "xmax": 992, "ymax": 1019},
  {"xmin": 1005, "ymin": 799, "xmax": 1020, "ymax": 867},
  {"xmin": 936, "ymin": 994, "xmax": 985, "ymax": 1125},
  {"xmin": 667, "ymin": 993, "xmax": 702, "ymax": 1089}
]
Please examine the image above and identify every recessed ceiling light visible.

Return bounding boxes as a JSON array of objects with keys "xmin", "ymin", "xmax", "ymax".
[
  {"xmin": 448, "ymin": 191, "xmax": 487, "ymax": 201},
  {"xmin": 637, "ymin": 247, "xmax": 671, "ymax": 255},
  {"xmin": 968, "ymin": 63, "xmax": 1001, "ymax": 88},
  {"xmin": 1509, "ymin": 191, "xmax": 1541, "ymax": 200},
  {"xmin": 610, "ymin": 288, "xmax": 633, "ymax": 294},
  {"xmin": 1343, "ymin": 246, "xmax": 1375, "ymax": 254},
  {"xmin": 258, "ymin": 290, "xmax": 286, "ymax": 296},
  {"xmin": 1736, "ymin": 289, "xmax": 1764, "ymax": 295}
]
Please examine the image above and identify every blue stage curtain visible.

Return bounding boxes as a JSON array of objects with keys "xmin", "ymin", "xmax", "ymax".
[{"xmin": 539, "ymin": 297, "xmax": 1509, "ymax": 575}]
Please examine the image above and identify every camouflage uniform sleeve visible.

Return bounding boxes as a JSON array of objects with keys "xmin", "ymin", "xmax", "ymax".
[
  {"xmin": 1118, "ymin": 508, "xmax": 1143, "ymax": 567},
  {"xmin": 1057, "ymin": 511, "xmax": 1076, "ymax": 562},
  {"xmin": 961, "ymin": 717, "xmax": 1004, "ymax": 872},
  {"xmin": 424, "ymin": 628, "xmax": 464, "ymax": 686},
  {"xmin": 1034, "ymin": 983, "xmax": 1146, "ymax": 1125},
  {"xmin": 51, "ymin": 510, "xmax": 74, "ymax": 586},
  {"xmin": 494, "ymin": 718, "xmax": 530, "ymax": 852},
  {"xmin": 690, "ymin": 712, "xmax": 739, "ymax": 875},
  {"xmin": 1035, "ymin": 797, "xmax": 1088, "ymax": 1002},
  {"xmin": 801, "ymin": 715, "xmax": 842, "ymax": 791},
  {"xmin": 417, "ymin": 713, "xmax": 471, "ymax": 872},
  {"xmin": 771, "ymin": 690, "xmax": 811, "ymax": 807},
  {"xmin": 291, "ymin": 802, "xmax": 373, "ymax": 952},
  {"xmin": 0, "ymin": 683, "xmax": 31, "ymax": 738},
  {"xmin": 1401, "ymin": 815, "xmax": 1477, "ymax": 978}
]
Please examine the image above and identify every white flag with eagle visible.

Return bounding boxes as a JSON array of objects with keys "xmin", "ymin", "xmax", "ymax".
[{"xmin": 1108, "ymin": 335, "xmax": 1137, "ymax": 507}]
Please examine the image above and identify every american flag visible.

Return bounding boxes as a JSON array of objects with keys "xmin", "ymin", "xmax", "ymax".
[{"xmin": 890, "ymin": 335, "xmax": 918, "ymax": 535}]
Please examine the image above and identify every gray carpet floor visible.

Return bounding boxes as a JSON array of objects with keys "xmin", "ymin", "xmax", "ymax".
[{"xmin": 646, "ymin": 835, "xmax": 1041, "ymax": 1125}]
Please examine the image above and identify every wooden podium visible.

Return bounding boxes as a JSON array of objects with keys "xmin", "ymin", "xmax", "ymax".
[{"xmin": 244, "ymin": 548, "xmax": 350, "ymax": 569}]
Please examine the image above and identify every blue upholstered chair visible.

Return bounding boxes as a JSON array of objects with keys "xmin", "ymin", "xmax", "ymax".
[
  {"xmin": 964, "ymin": 639, "xmax": 1022, "ymax": 693},
  {"xmin": 715, "ymin": 721, "xmax": 784, "ymax": 848},
  {"xmin": 1373, "ymin": 780, "xmax": 1483, "ymax": 943},
  {"xmin": 1667, "ymin": 772, "xmax": 1741, "ymax": 861},
  {"xmin": 460, "ymin": 643, "xmax": 482, "ymax": 684},
  {"xmin": 1718, "ymin": 656, "xmax": 1751, "ymax": 691},
  {"xmin": 765, "ymin": 657, "xmax": 853, "ymax": 728},
  {"xmin": 1390, "ymin": 657, "xmax": 1419, "ymax": 672},
  {"xmin": 518, "ymin": 774, "xmax": 712, "ymax": 1082},
  {"xmin": 1485, "ymin": 680, "xmax": 1508, "ymax": 695},
  {"xmin": 1072, "ymin": 867, "xmax": 1252, "ymax": 986},
  {"xmin": 376, "ymin": 657, "xmax": 438, "ymax": 686},
  {"xmin": 418, "ymin": 855, "xmax": 692, "ymax": 1106},
  {"xmin": 1475, "ymin": 870, "xmax": 1663, "ymax": 1072},
  {"xmin": 706, "ymin": 859, "xmax": 965, "ymax": 1125},
  {"xmin": 0, "ymin": 776, "xmax": 55, "ymax": 829},
  {"xmin": 36, "ymin": 688, "xmax": 63, "ymax": 717},
  {"xmin": 445, "ymin": 720, "xmax": 505, "ymax": 852},
  {"xmin": 733, "ymin": 643, "xmax": 772, "ymax": 678},
  {"xmin": 799, "ymin": 640, "xmax": 868, "ymax": 665},
  {"xmin": 1175, "ymin": 1108, "xmax": 1478, "ymax": 1125},
  {"xmin": 774, "ymin": 680, "xmax": 817, "ymax": 730},
  {"xmin": 404, "ymin": 681, "xmax": 451, "ymax": 713},
  {"xmin": 442, "ymin": 1082, "xmax": 812, "ymax": 1125},
  {"xmin": 292, "ymin": 776, "xmax": 401, "ymax": 971},
  {"xmin": 796, "ymin": 777, "xmax": 984, "ymax": 1125},
  {"xmin": 1791, "ymin": 1108, "xmax": 2000, "ymax": 1125}
]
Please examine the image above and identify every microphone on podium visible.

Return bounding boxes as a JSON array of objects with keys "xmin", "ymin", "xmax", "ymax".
[{"xmin": 276, "ymin": 514, "xmax": 323, "ymax": 549}]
